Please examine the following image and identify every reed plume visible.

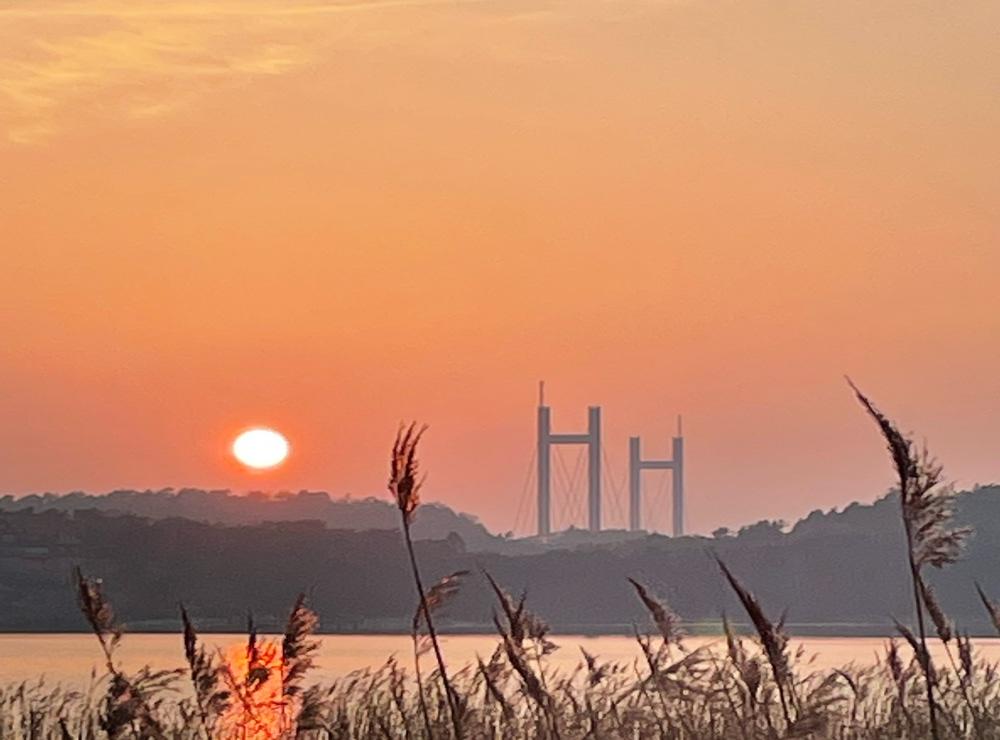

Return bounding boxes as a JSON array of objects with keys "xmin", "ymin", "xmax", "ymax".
[
  {"xmin": 715, "ymin": 556, "xmax": 793, "ymax": 728},
  {"xmin": 281, "ymin": 593, "xmax": 320, "ymax": 735},
  {"xmin": 74, "ymin": 567, "xmax": 121, "ymax": 673},
  {"xmin": 484, "ymin": 571, "xmax": 561, "ymax": 737},
  {"xmin": 627, "ymin": 578, "xmax": 684, "ymax": 648},
  {"xmin": 74, "ymin": 567, "xmax": 174, "ymax": 740},
  {"xmin": 180, "ymin": 603, "xmax": 230, "ymax": 736},
  {"xmin": 975, "ymin": 583, "xmax": 1000, "ymax": 636},
  {"xmin": 390, "ymin": 422, "xmax": 463, "ymax": 739},
  {"xmin": 412, "ymin": 570, "xmax": 469, "ymax": 738},
  {"xmin": 282, "ymin": 594, "xmax": 320, "ymax": 700},
  {"xmin": 849, "ymin": 379, "xmax": 971, "ymax": 740},
  {"xmin": 415, "ymin": 570, "xmax": 470, "ymax": 635}
]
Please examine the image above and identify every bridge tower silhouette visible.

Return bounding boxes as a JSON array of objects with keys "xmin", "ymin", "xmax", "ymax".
[
  {"xmin": 628, "ymin": 417, "xmax": 685, "ymax": 536},
  {"xmin": 536, "ymin": 382, "xmax": 602, "ymax": 536}
]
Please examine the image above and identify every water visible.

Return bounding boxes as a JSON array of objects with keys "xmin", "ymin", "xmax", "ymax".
[{"xmin": 4, "ymin": 634, "xmax": 1000, "ymax": 687}]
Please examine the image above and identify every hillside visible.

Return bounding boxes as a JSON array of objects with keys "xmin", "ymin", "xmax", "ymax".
[
  {"xmin": 2, "ymin": 485, "xmax": 999, "ymax": 634},
  {"xmin": 0, "ymin": 488, "xmax": 499, "ymax": 549}
]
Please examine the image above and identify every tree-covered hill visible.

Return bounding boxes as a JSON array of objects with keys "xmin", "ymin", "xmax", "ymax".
[
  {"xmin": 2, "ymin": 484, "xmax": 1000, "ymax": 633},
  {"xmin": 0, "ymin": 488, "xmax": 498, "ymax": 548}
]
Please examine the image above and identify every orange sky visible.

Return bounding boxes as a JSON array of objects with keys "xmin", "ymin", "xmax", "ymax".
[{"xmin": 1, "ymin": 0, "xmax": 998, "ymax": 535}]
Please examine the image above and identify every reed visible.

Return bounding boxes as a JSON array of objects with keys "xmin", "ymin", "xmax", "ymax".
[
  {"xmin": 390, "ymin": 423, "xmax": 463, "ymax": 739},
  {"xmin": 7, "ymin": 563, "xmax": 1000, "ymax": 739},
  {"xmin": 848, "ymin": 379, "xmax": 971, "ymax": 739},
  {"xmin": 74, "ymin": 567, "xmax": 179, "ymax": 739},
  {"xmin": 180, "ymin": 603, "xmax": 231, "ymax": 737}
]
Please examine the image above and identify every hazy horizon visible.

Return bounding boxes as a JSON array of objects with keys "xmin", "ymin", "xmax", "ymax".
[
  {"xmin": 2, "ymin": 0, "xmax": 998, "ymax": 536},
  {"xmin": 3, "ymin": 476, "xmax": 998, "ymax": 540}
]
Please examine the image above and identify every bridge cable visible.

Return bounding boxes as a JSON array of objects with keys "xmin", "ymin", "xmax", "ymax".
[
  {"xmin": 564, "ymin": 446, "xmax": 587, "ymax": 527},
  {"xmin": 552, "ymin": 446, "xmax": 574, "ymax": 532},
  {"xmin": 511, "ymin": 446, "xmax": 537, "ymax": 536},
  {"xmin": 601, "ymin": 447, "xmax": 627, "ymax": 528},
  {"xmin": 653, "ymin": 465, "xmax": 672, "ymax": 534}
]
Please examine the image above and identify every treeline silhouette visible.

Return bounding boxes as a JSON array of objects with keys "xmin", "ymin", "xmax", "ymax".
[
  {"xmin": 0, "ymin": 488, "xmax": 496, "ymax": 547},
  {"xmin": 2, "ymin": 484, "xmax": 999, "ymax": 634}
]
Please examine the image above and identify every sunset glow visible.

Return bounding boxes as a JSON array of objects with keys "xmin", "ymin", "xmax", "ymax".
[
  {"xmin": 0, "ymin": 0, "xmax": 997, "ymax": 535},
  {"xmin": 3, "ymin": 3, "xmax": 1000, "ymax": 734},
  {"xmin": 219, "ymin": 639, "xmax": 287, "ymax": 740}
]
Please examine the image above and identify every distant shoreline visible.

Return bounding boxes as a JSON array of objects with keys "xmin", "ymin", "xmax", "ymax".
[{"xmin": 0, "ymin": 623, "xmax": 984, "ymax": 638}]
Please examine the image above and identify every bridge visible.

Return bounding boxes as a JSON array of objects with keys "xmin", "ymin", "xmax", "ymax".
[{"xmin": 511, "ymin": 382, "xmax": 686, "ymax": 538}]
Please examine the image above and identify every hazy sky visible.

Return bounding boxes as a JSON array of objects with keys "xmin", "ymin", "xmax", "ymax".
[{"xmin": 1, "ymin": 0, "xmax": 998, "ymax": 535}]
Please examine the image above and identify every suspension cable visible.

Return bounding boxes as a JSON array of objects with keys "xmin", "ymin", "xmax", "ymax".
[
  {"xmin": 564, "ymin": 446, "xmax": 586, "ymax": 527},
  {"xmin": 602, "ymin": 446, "xmax": 626, "ymax": 528},
  {"xmin": 511, "ymin": 447, "xmax": 536, "ymax": 536},
  {"xmin": 552, "ymin": 446, "xmax": 574, "ymax": 532}
]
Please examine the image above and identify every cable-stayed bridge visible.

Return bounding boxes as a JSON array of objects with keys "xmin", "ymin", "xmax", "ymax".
[{"xmin": 510, "ymin": 382, "xmax": 685, "ymax": 538}]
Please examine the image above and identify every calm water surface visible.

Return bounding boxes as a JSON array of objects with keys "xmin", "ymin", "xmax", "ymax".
[{"xmin": 3, "ymin": 634, "xmax": 1000, "ymax": 686}]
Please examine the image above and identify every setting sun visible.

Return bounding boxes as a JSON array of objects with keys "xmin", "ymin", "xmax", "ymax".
[{"xmin": 232, "ymin": 428, "xmax": 289, "ymax": 470}]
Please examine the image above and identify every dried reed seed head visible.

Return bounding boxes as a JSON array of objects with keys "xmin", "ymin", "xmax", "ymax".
[
  {"xmin": 74, "ymin": 567, "xmax": 122, "ymax": 648},
  {"xmin": 579, "ymin": 647, "xmax": 610, "ymax": 687},
  {"xmin": 848, "ymin": 380, "xmax": 970, "ymax": 569},
  {"xmin": 499, "ymin": 631, "xmax": 550, "ymax": 710},
  {"xmin": 958, "ymin": 633, "xmax": 974, "ymax": 681},
  {"xmin": 715, "ymin": 557, "xmax": 790, "ymax": 685},
  {"xmin": 892, "ymin": 619, "xmax": 936, "ymax": 685},
  {"xmin": 847, "ymin": 379, "xmax": 918, "ymax": 493},
  {"xmin": 484, "ymin": 571, "xmax": 536, "ymax": 645},
  {"xmin": 886, "ymin": 639, "xmax": 904, "ymax": 684},
  {"xmin": 179, "ymin": 604, "xmax": 231, "ymax": 722},
  {"xmin": 294, "ymin": 685, "xmax": 330, "ymax": 731},
  {"xmin": 389, "ymin": 422, "xmax": 427, "ymax": 523},
  {"xmin": 832, "ymin": 668, "xmax": 859, "ymax": 698},
  {"xmin": 918, "ymin": 578, "xmax": 953, "ymax": 644},
  {"xmin": 413, "ymin": 570, "xmax": 470, "ymax": 636},
  {"xmin": 907, "ymin": 481, "xmax": 972, "ymax": 569},
  {"xmin": 100, "ymin": 667, "xmax": 178, "ymax": 740},
  {"xmin": 414, "ymin": 633, "xmax": 434, "ymax": 658},
  {"xmin": 283, "ymin": 593, "xmax": 320, "ymax": 698},
  {"xmin": 722, "ymin": 612, "xmax": 748, "ymax": 670},
  {"xmin": 627, "ymin": 578, "xmax": 684, "ymax": 647},
  {"xmin": 180, "ymin": 604, "xmax": 198, "ymax": 667},
  {"xmin": 425, "ymin": 570, "xmax": 470, "ymax": 613},
  {"xmin": 976, "ymin": 582, "xmax": 1000, "ymax": 636}
]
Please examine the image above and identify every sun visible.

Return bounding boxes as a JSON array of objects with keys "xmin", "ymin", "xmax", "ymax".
[{"xmin": 232, "ymin": 428, "xmax": 290, "ymax": 470}]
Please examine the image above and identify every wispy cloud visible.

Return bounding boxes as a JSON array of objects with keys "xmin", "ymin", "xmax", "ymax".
[
  {"xmin": 0, "ymin": 0, "xmax": 675, "ymax": 144},
  {"xmin": 0, "ymin": 0, "xmax": 475, "ymax": 143},
  {"xmin": 0, "ymin": 0, "xmax": 465, "ymax": 18}
]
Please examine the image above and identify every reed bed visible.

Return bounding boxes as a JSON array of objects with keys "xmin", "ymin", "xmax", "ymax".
[
  {"xmin": 7, "ymin": 589, "xmax": 1000, "ymax": 739},
  {"xmin": 3, "ymin": 385, "xmax": 1000, "ymax": 739}
]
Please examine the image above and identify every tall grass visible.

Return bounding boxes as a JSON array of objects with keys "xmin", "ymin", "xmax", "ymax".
[
  {"xmin": 849, "ymin": 379, "xmax": 972, "ymax": 739},
  {"xmin": 390, "ymin": 422, "xmax": 464, "ymax": 739},
  {"xmin": 4, "ymin": 388, "xmax": 1000, "ymax": 738}
]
